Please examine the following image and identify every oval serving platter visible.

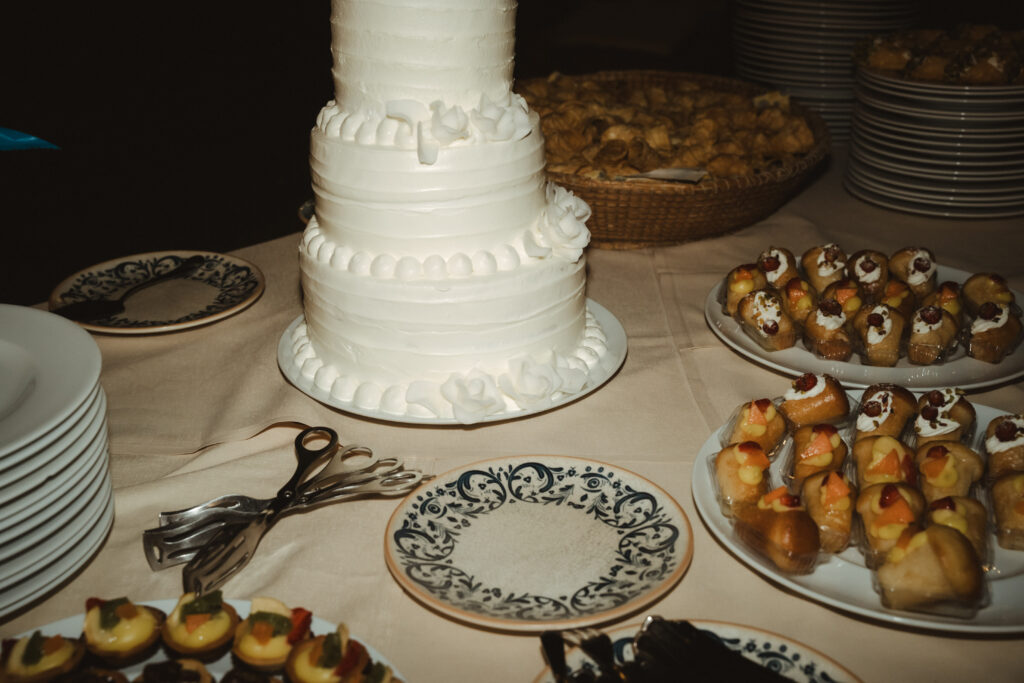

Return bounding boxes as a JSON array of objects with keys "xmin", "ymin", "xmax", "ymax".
[{"xmin": 384, "ymin": 455, "xmax": 693, "ymax": 632}]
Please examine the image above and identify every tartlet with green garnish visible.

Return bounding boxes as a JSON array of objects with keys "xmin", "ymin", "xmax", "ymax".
[
  {"xmin": 161, "ymin": 591, "xmax": 240, "ymax": 661},
  {"xmin": 231, "ymin": 598, "xmax": 311, "ymax": 673},
  {"xmin": 81, "ymin": 598, "xmax": 165, "ymax": 667},
  {"xmin": 0, "ymin": 631, "xmax": 85, "ymax": 682},
  {"xmin": 285, "ymin": 624, "xmax": 401, "ymax": 683}
]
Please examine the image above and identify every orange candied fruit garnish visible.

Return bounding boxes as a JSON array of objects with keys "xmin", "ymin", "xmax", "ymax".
[
  {"xmin": 185, "ymin": 613, "xmax": 211, "ymax": 634},
  {"xmin": 801, "ymin": 430, "xmax": 834, "ymax": 459},
  {"xmin": 735, "ymin": 267, "xmax": 754, "ymax": 280},
  {"xmin": 746, "ymin": 400, "xmax": 767, "ymax": 426},
  {"xmin": 885, "ymin": 280, "xmax": 908, "ymax": 297},
  {"xmin": 737, "ymin": 442, "xmax": 770, "ymax": 469},
  {"xmin": 251, "ymin": 620, "xmax": 275, "ymax": 645},
  {"xmin": 822, "ymin": 473, "xmax": 851, "ymax": 506},
  {"xmin": 920, "ymin": 453, "xmax": 949, "ymax": 480},
  {"xmin": 115, "ymin": 602, "xmax": 138, "ymax": 621},
  {"xmin": 867, "ymin": 449, "xmax": 901, "ymax": 477},
  {"xmin": 876, "ymin": 496, "xmax": 915, "ymax": 526},
  {"xmin": 763, "ymin": 486, "xmax": 788, "ymax": 504},
  {"xmin": 42, "ymin": 635, "xmax": 65, "ymax": 655},
  {"xmin": 834, "ymin": 288, "xmax": 857, "ymax": 305}
]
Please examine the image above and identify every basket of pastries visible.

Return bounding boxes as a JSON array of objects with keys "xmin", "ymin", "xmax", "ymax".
[{"xmin": 516, "ymin": 70, "xmax": 831, "ymax": 249}]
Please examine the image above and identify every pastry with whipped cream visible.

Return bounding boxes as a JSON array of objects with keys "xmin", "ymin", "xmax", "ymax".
[
  {"xmin": 801, "ymin": 471, "xmax": 855, "ymax": 554},
  {"xmin": 161, "ymin": 591, "xmax": 240, "ymax": 662},
  {"xmin": 1, "ymin": 631, "xmax": 85, "ymax": 682},
  {"xmin": 854, "ymin": 383, "xmax": 917, "ymax": 442},
  {"xmin": 876, "ymin": 525, "xmax": 983, "ymax": 612},
  {"xmin": 800, "ymin": 243, "xmax": 847, "ymax": 293},
  {"xmin": 914, "ymin": 389, "xmax": 975, "ymax": 447},
  {"xmin": 232, "ymin": 598, "xmax": 311, "ymax": 673},
  {"xmin": 790, "ymin": 423, "xmax": 847, "ymax": 486},
  {"xmin": 914, "ymin": 441, "xmax": 983, "ymax": 503},
  {"xmin": 723, "ymin": 263, "xmax": 768, "ymax": 316},
  {"xmin": 927, "ymin": 495, "xmax": 989, "ymax": 562},
  {"xmin": 733, "ymin": 487, "xmax": 821, "ymax": 573},
  {"xmin": 962, "ymin": 272, "xmax": 1015, "ymax": 317},
  {"xmin": 802, "ymin": 299, "xmax": 854, "ymax": 361},
  {"xmin": 757, "ymin": 246, "xmax": 799, "ymax": 291},
  {"xmin": 286, "ymin": 623, "xmax": 401, "ymax": 683},
  {"xmin": 727, "ymin": 398, "xmax": 788, "ymax": 454},
  {"xmin": 736, "ymin": 289, "xmax": 797, "ymax": 352},
  {"xmin": 908, "ymin": 305, "xmax": 959, "ymax": 365},
  {"xmin": 853, "ymin": 304, "xmax": 905, "ymax": 367},
  {"xmin": 992, "ymin": 472, "xmax": 1024, "ymax": 551},
  {"xmin": 920, "ymin": 281, "xmax": 965, "ymax": 327},
  {"xmin": 81, "ymin": 598, "xmax": 165, "ymax": 667},
  {"xmin": 856, "ymin": 482, "xmax": 926, "ymax": 565},
  {"xmin": 293, "ymin": 0, "xmax": 607, "ymax": 424},
  {"xmin": 985, "ymin": 414, "xmax": 1024, "ymax": 479},
  {"xmin": 714, "ymin": 442, "xmax": 771, "ymax": 515},
  {"xmin": 820, "ymin": 278, "xmax": 864, "ymax": 323},
  {"xmin": 853, "ymin": 435, "xmax": 916, "ymax": 489},
  {"xmin": 779, "ymin": 276, "xmax": 818, "ymax": 327},
  {"xmin": 889, "ymin": 247, "xmax": 937, "ymax": 302},
  {"xmin": 967, "ymin": 302, "xmax": 1022, "ymax": 364},
  {"xmin": 848, "ymin": 249, "xmax": 889, "ymax": 301},
  {"xmin": 778, "ymin": 373, "xmax": 849, "ymax": 427}
]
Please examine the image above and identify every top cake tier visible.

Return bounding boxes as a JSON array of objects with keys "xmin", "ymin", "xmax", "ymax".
[{"xmin": 330, "ymin": 0, "xmax": 517, "ymax": 113}]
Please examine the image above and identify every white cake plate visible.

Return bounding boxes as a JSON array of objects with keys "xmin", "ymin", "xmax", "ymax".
[{"xmin": 277, "ymin": 299, "xmax": 627, "ymax": 425}]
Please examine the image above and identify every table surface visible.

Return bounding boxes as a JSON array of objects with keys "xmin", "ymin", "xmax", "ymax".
[{"xmin": 3, "ymin": 144, "xmax": 1022, "ymax": 682}]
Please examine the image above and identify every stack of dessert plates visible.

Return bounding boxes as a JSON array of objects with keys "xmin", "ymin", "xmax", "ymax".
[
  {"xmin": 846, "ymin": 66, "xmax": 1024, "ymax": 218},
  {"xmin": 732, "ymin": 0, "xmax": 917, "ymax": 141},
  {"xmin": 0, "ymin": 304, "xmax": 114, "ymax": 617}
]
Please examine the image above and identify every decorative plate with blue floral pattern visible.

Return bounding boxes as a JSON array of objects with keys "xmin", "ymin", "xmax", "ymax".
[
  {"xmin": 49, "ymin": 251, "xmax": 264, "ymax": 334},
  {"xmin": 385, "ymin": 455, "xmax": 693, "ymax": 632}
]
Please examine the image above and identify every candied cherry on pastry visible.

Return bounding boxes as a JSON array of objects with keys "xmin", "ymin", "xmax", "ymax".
[
  {"xmin": 855, "ymin": 482, "xmax": 926, "ymax": 564},
  {"xmin": 802, "ymin": 299, "xmax": 854, "ymax": 362},
  {"xmin": 727, "ymin": 398, "xmax": 787, "ymax": 454},
  {"xmin": 915, "ymin": 442, "xmax": 983, "ymax": 503},
  {"xmin": 821, "ymin": 278, "xmax": 864, "ymax": 322},
  {"xmin": 967, "ymin": 301, "xmax": 1023, "ymax": 364},
  {"xmin": 914, "ymin": 388, "xmax": 975, "ymax": 447},
  {"xmin": 757, "ymin": 246, "xmax": 799, "ymax": 291},
  {"xmin": 888, "ymin": 246, "xmax": 937, "ymax": 302},
  {"xmin": 135, "ymin": 658, "xmax": 213, "ymax": 683},
  {"xmin": 736, "ymin": 289, "xmax": 798, "ymax": 352},
  {"xmin": 853, "ymin": 435, "xmax": 916, "ymax": 489},
  {"xmin": 876, "ymin": 525, "xmax": 984, "ymax": 613},
  {"xmin": 928, "ymin": 495, "xmax": 989, "ymax": 561},
  {"xmin": 853, "ymin": 304, "xmax": 905, "ymax": 367},
  {"xmin": 801, "ymin": 471, "xmax": 855, "ymax": 554},
  {"xmin": 879, "ymin": 278, "xmax": 916, "ymax": 320},
  {"xmin": 232, "ymin": 598, "xmax": 312, "ymax": 673},
  {"xmin": 1, "ymin": 631, "xmax": 85, "ymax": 683},
  {"xmin": 921, "ymin": 281, "xmax": 965, "ymax": 327},
  {"xmin": 81, "ymin": 597, "xmax": 165, "ymax": 667},
  {"xmin": 962, "ymin": 272, "xmax": 1015, "ymax": 317},
  {"xmin": 848, "ymin": 249, "xmax": 889, "ymax": 301},
  {"xmin": 161, "ymin": 590, "xmax": 240, "ymax": 661},
  {"xmin": 854, "ymin": 383, "xmax": 916, "ymax": 442},
  {"xmin": 907, "ymin": 305, "xmax": 959, "ymax": 365},
  {"xmin": 800, "ymin": 243, "xmax": 847, "ymax": 293},
  {"xmin": 733, "ymin": 486, "xmax": 821, "ymax": 573},
  {"xmin": 791, "ymin": 423, "xmax": 847, "ymax": 487},
  {"xmin": 992, "ymin": 472, "xmax": 1024, "ymax": 551},
  {"xmin": 778, "ymin": 373, "xmax": 849, "ymax": 428},
  {"xmin": 780, "ymin": 276, "xmax": 818, "ymax": 327},
  {"xmin": 985, "ymin": 414, "xmax": 1024, "ymax": 479},
  {"xmin": 714, "ymin": 441, "xmax": 771, "ymax": 514},
  {"xmin": 723, "ymin": 263, "xmax": 767, "ymax": 316}
]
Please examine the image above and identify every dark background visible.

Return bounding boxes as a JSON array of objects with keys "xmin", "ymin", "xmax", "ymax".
[{"xmin": 2, "ymin": 1, "xmax": 1021, "ymax": 306}]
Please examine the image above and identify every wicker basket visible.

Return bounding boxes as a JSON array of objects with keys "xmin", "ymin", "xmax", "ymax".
[{"xmin": 521, "ymin": 70, "xmax": 832, "ymax": 249}]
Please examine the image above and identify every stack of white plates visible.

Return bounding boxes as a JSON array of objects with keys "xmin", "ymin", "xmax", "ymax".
[
  {"xmin": 0, "ymin": 304, "xmax": 114, "ymax": 617},
  {"xmin": 732, "ymin": 0, "xmax": 918, "ymax": 141},
  {"xmin": 846, "ymin": 67, "xmax": 1024, "ymax": 218}
]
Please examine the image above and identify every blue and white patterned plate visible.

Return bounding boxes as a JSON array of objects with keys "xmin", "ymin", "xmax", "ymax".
[
  {"xmin": 532, "ymin": 620, "xmax": 861, "ymax": 682},
  {"xmin": 48, "ymin": 250, "xmax": 265, "ymax": 334},
  {"xmin": 384, "ymin": 455, "xmax": 693, "ymax": 632}
]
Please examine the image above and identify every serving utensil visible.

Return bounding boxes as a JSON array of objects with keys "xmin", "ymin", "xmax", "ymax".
[
  {"xmin": 614, "ymin": 167, "xmax": 707, "ymax": 183},
  {"xmin": 51, "ymin": 254, "xmax": 205, "ymax": 322}
]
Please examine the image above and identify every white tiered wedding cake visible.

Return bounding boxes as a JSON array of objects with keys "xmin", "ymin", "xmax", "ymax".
[{"xmin": 285, "ymin": 0, "xmax": 615, "ymax": 423}]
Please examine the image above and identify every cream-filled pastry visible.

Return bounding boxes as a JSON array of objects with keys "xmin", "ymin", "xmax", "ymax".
[
  {"xmin": 915, "ymin": 441, "xmax": 983, "ymax": 503},
  {"xmin": 801, "ymin": 243, "xmax": 847, "ymax": 293},
  {"xmin": 914, "ymin": 388, "xmax": 975, "ymax": 446},
  {"xmin": 801, "ymin": 471, "xmax": 855, "ymax": 553},
  {"xmin": 855, "ymin": 383, "xmax": 916, "ymax": 442},
  {"xmin": 986, "ymin": 414, "xmax": 1024, "ymax": 479}
]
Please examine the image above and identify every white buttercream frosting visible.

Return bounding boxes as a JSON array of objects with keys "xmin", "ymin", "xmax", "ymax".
[
  {"xmin": 816, "ymin": 243, "xmax": 845, "ymax": 276},
  {"xmin": 971, "ymin": 303, "xmax": 1009, "ymax": 334},
  {"xmin": 915, "ymin": 388, "xmax": 961, "ymax": 437},
  {"xmin": 857, "ymin": 390, "xmax": 894, "ymax": 433},
  {"xmin": 866, "ymin": 305, "xmax": 893, "ymax": 345},
  {"xmin": 815, "ymin": 307, "xmax": 845, "ymax": 330},
  {"xmin": 987, "ymin": 416, "xmax": 1024, "ymax": 453},
  {"xmin": 854, "ymin": 255, "xmax": 881, "ymax": 283},
  {"xmin": 749, "ymin": 291, "xmax": 783, "ymax": 336},
  {"xmin": 905, "ymin": 249, "xmax": 936, "ymax": 286},
  {"xmin": 913, "ymin": 309, "xmax": 941, "ymax": 335},
  {"xmin": 784, "ymin": 375, "xmax": 827, "ymax": 401},
  {"xmin": 761, "ymin": 247, "xmax": 790, "ymax": 285}
]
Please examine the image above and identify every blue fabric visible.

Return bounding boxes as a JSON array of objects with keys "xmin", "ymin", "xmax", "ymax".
[{"xmin": 0, "ymin": 128, "xmax": 59, "ymax": 150}]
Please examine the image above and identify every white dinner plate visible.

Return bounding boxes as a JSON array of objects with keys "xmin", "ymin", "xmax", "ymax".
[
  {"xmin": 385, "ymin": 455, "xmax": 693, "ymax": 632},
  {"xmin": 532, "ymin": 619, "xmax": 861, "ymax": 682},
  {"xmin": 0, "ymin": 306, "xmax": 101, "ymax": 459},
  {"xmin": 278, "ymin": 299, "xmax": 628, "ymax": 425},
  {"xmin": 845, "ymin": 163, "xmax": 1024, "ymax": 208},
  {"xmin": 6, "ymin": 599, "xmax": 403, "ymax": 680},
  {"xmin": 48, "ymin": 251, "xmax": 265, "ymax": 335},
  {"xmin": 843, "ymin": 179, "xmax": 1024, "ymax": 219},
  {"xmin": 691, "ymin": 391, "xmax": 1024, "ymax": 634},
  {"xmin": 704, "ymin": 265, "xmax": 1024, "ymax": 391}
]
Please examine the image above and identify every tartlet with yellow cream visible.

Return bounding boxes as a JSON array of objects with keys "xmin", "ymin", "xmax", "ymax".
[
  {"xmin": 232, "ymin": 598, "xmax": 311, "ymax": 673},
  {"xmin": 81, "ymin": 598, "xmax": 165, "ymax": 666},
  {"xmin": 161, "ymin": 591, "xmax": 240, "ymax": 662},
  {"xmin": 0, "ymin": 631, "xmax": 85, "ymax": 682}
]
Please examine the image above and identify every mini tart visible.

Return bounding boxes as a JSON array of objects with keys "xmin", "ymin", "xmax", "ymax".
[
  {"xmin": 854, "ymin": 383, "xmax": 917, "ymax": 442},
  {"xmin": 915, "ymin": 441, "xmax": 983, "ymax": 503},
  {"xmin": 778, "ymin": 373, "xmax": 849, "ymax": 428},
  {"xmin": 779, "ymin": 277, "xmax": 818, "ymax": 327},
  {"xmin": 801, "ymin": 471, "xmax": 855, "ymax": 554},
  {"xmin": 733, "ymin": 487, "xmax": 820, "ymax": 574},
  {"xmin": 802, "ymin": 300, "xmax": 853, "ymax": 362},
  {"xmin": 907, "ymin": 305, "xmax": 959, "ymax": 365},
  {"xmin": 853, "ymin": 304, "xmax": 904, "ymax": 367},
  {"xmin": 1, "ymin": 632, "xmax": 85, "ymax": 683},
  {"xmin": 232, "ymin": 598, "xmax": 312, "ymax": 673},
  {"xmin": 757, "ymin": 246, "xmax": 799, "ymax": 291},
  {"xmin": 914, "ymin": 388, "xmax": 975, "ymax": 447},
  {"xmin": 82, "ymin": 599, "xmax": 165, "ymax": 667},
  {"xmin": 992, "ymin": 472, "xmax": 1024, "ymax": 551},
  {"xmin": 928, "ymin": 496, "xmax": 989, "ymax": 562},
  {"xmin": 736, "ymin": 289, "xmax": 797, "ymax": 352},
  {"xmin": 723, "ymin": 263, "xmax": 767, "ymax": 316},
  {"xmin": 133, "ymin": 659, "xmax": 213, "ymax": 683},
  {"xmin": 161, "ymin": 591, "xmax": 240, "ymax": 661},
  {"xmin": 888, "ymin": 246, "xmax": 937, "ymax": 302},
  {"xmin": 726, "ymin": 398, "xmax": 787, "ymax": 454},
  {"xmin": 800, "ymin": 243, "xmax": 847, "ymax": 293},
  {"xmin": 967, "ymin": 302, "xmax": 1023, "ymax": 364},
  {"xmin": 853, "ymin": 435, "xmax": 916, "ymax": 489},
  {"xmin": 985, "ymin": 414, "xmax": 1024, "ymax": 480},
  {"xmin": 847, "ymin": 249, "xmax": 889, "ymax": 301},
  {"xmin": 962, "ymin": 272, "xmax": 1015, "ymax": 317},
  {"xmin": 285, "ymin": 625, "xmax": 396, "ymax": 683},
  {"xmin": 876, "ymin": 525, "xmax": 983, "ymax": 612},
  {"xmin": 790, "ymin": 423, "xmax": 847, "ymax": 487}
]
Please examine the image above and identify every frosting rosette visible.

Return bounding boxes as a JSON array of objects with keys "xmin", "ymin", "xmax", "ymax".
[
  {"xmin": 440, "ymin": 370, "xmax": 507, "ymax": 423},
  {"xmin": 498, "ymin": 353, "xmax": 587, "ymax": 410},
  {"xmin": 524, "ymin": 183, "xmax": 592, "ymax": 262}
]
